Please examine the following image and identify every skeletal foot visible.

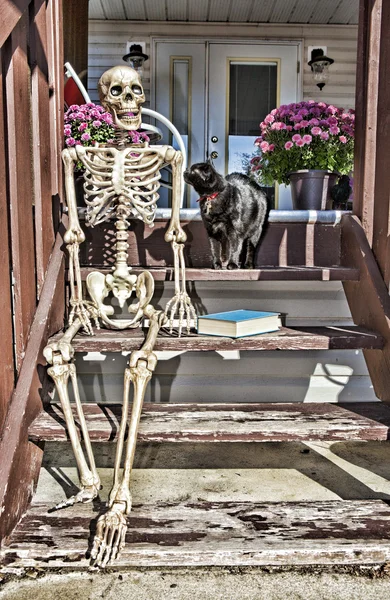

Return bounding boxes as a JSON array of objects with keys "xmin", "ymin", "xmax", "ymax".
[
  {"xmin": 91, "ymin": 503, "xmax": 128, "ymax": 567},
  {"xmin": 50, "ymin": 482, "xmax": 100, "ymax": 512}
]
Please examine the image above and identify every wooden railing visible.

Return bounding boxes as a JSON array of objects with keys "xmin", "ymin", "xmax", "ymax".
[
  {"xmin": 0, "ymin": 0, "xmax": 65, "ymax": 541},
  {"xmin": 0, "ymin": 0, "xmax": 64, "ymax": 429}
]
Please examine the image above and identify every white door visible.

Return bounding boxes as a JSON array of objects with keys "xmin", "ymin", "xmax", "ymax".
[
  {"xmin": 208, "ymin": 43, "xmax": 300, "ymax": 209},
  {"xmin": 154, "ymin": 40, "xmax": 300, "ymax": 208}
]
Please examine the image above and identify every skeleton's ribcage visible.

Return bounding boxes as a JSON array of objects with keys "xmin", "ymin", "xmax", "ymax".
[{"xmin": 77, "ymin": 147, "xmax": 164, "ymax": 226}]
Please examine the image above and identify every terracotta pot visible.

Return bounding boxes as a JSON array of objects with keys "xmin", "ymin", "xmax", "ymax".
[{"xmin": 288, "ymin": 170, "xmax": 339, "ymax": 210}]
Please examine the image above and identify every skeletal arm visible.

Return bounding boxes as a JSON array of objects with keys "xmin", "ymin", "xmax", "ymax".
[
  {"xmin": 164, "ymin": 148, "xmax": 196, "ymax": 335},
  {"xmin": 62, "ymin": 149, "xmax": 97, "ymax": 334}
]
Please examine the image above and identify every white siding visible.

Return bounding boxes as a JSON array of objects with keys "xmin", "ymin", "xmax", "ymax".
[{"xmin": 88, "ymin": 21, "xmax": 357, "ymax": 109}]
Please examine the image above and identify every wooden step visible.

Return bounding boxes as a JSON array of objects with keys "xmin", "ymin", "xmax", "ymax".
[
  {"xmin": 48, "ymin": 326, "xmax": 384, "ymax": 353},
  {"xmin": 76, "ymin": 266, "xmax": 360, "ymax": 282},
  {"xmin": 29, "ymin": 402, "xmax": 390, "ymax": 444},
  {"xmin": 3, "ymin": 499, "xmax": 390, "ymax": 568}
]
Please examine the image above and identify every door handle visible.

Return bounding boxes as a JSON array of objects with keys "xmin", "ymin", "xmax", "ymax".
[
  {"xmin": 211, "ymin": 136, "xmax": 218, "ymax": 143},
  {"xmin": 210, "ymin": 151, "xmax": 218, "ymax": 159}
]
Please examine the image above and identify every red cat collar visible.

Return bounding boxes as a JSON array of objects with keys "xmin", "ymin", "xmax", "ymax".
[{"xmin": 196, "ymin": 192, "xmax": 219, "ymax": 203}]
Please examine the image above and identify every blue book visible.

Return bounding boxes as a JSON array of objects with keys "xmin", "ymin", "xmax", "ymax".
[{"xmin": 197, "ymin": 309, "xmax": 281, "ymax": 338}]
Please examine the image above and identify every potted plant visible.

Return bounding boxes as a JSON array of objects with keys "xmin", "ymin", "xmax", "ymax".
[
  {"xmin": 64, "ymin": 102, "xmax": 150, "ymax": 171},
  {"xmin": 250, "ymin": 101, "xmax": 355, "ymax": 210}
]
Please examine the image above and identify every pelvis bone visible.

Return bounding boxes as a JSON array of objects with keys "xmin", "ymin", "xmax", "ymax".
[{"xmin": 86, "ymin": 270, "xmax": 154, "ymax": 329}]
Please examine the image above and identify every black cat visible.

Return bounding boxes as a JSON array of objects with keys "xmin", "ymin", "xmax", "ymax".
[{"xmin": 184, "ymin": 162, "xmax": 268, "ymax": 269}]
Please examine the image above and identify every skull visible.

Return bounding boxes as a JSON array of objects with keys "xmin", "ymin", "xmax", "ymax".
[{"xmin": 98, "ymin": 66, "xmax": 145, "ymax": 131}]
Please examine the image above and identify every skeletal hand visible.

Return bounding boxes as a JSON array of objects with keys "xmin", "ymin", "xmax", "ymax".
[
  {"xmin": 165, "ymin": 291, "xmax": 197, "ymax": 336},
  {"xmin": 91, "ymin": 503, "xmax": 128, "ymax": 567},
  {"xmin": 69, "ymin": 299, "xmax": 99, "ymax": 335}
]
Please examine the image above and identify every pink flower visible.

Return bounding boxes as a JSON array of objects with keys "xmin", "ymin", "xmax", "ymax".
[
  {"xmin": 271, "ymin": 121, "xmax": 286, "ymax": 130},
  {"xmin": 254, "ymin": 137, "xmax": 263, "ymax": 146},
  {"xmin": 320, "ymin": 131, "xmax": 329, "ymax": 141},
  {"xmin": 286, "ymin": 125, "xmax": 293, "ymax": 131},
  {"xmin": 284, "ymin": 141, "xmax": 293, "ymax": 150},
  {"xmin": 339, "ymin": 135, "xmax": 347, "ymax": 143},
  {"xmin": 260, "ymin": 141, "xmax": 270, "ymax": 152},
  {"xmin": 65, "ymin": 137, "xmax": 76, "ymax": 146},
  {"xmin": 329, "ymin": 126, "xmax": 340, "ymax": 135},
  {"xmin": 264, "ymin": 114, "xmax": 275, "ymax": 124},
  {"xmin": 294, "ymin": 123, "xmax": 303, "ymax": 130},
  {"xmin": 78, "ymin": 122, "xmax": 88, "ymax": 132},
  {"xmin": 268, "ymin": 144, "xmax": 275, "ymax": 152},
  {"xmin": 92, "ymin": 120, "xmax": 102, "ymax": 128},
  {"xmin": 81, "ymin": 132, "xmax": 91, "ymax": 142},
  {"xmin": 292, "ymin": 134, "xmax": 301, "ymax": 143},
  {"xmin": 296, "ymin": 139, "xmax": 305, "ymax": 147},
  {"xmin": 302, "ymin": 134, "xmax": 312, "ymax": 144},
  {"xmin": 311, "ymin": 127, "xmax": 322, "ymax": 136},
  {"xmin": 64, "ymin": 126, "xmax": 71, "ymax": 136},
  {"xmin": 309, "ymin": 118, "xmax": 320, "ymax": 126},
  {"xmin": 300, "ymin": 120, "xmax": 309, "ymax": 127}
]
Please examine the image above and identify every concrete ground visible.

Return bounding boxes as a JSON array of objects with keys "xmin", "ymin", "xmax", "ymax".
[{"xmin": 2, "ymin": 439, "xmax": 390, "ymax": 598}]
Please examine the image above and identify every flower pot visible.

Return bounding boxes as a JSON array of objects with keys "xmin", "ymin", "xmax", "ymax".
[{"xmin": 288, "ymin": 170, "xmax": 339, "ymax": 210}]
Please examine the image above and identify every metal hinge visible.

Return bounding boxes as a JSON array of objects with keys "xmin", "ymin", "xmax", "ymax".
[{"xmin": 297, "ymin": 61, "xmax": 300, "ymax": 74}]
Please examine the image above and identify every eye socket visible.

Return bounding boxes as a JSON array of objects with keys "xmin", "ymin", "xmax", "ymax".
[
  {"xmin": 132, "ymin": 85, "xmax": 143, "ymax": 95},
  {"xmin": 110, "ymin": 85, "xmax": 122, "ymax": 96}
]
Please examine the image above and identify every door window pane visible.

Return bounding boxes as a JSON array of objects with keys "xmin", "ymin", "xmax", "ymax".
[
  {"xmin": 228, "ymin": 61, "xmax": 277, "ymax": 208},
  {"xmin": 229, "ymin": 62, "xmax": 277, "ymax": 136}
]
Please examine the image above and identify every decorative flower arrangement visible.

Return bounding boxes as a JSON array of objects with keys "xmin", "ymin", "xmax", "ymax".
[
  {"xmin": 250, "ymin": 101, "xmax": 355, "ymax": 186},
  {"xmin": 64, "ymin": 103, "xmax": 149, "ymax": 169}
]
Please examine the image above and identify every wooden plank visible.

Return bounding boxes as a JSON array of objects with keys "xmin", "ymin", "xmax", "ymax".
[
  {"xmin": 353, "ymin": 0, "xmax": 382, "ymax": 242},
  {"xmin": 46, "ymin": 0, "xmax": 63, "ymax": 199},
  {"xmin": 0, "ymin": 48, "xmax": 15, "ymax": 430},
  {"xmin": 3, "ymin": 499, "xmax": 390, "ymax": 568},
  {"xmin": 79, "ymin": 221, "xmax": 342, "ymax": 268},
  {"xmin": 372, "ymin": 0, "xmax": 390, "ymax": 285},
  {"xmin": 77, "ymin": 266, "xmax": 360, "ymax": 282},
  {"xmin": 342, "ymin": 214, "xmax": 390, "ymax": 401},
  {"xmin": 0, "ymin": 225, "xmax": 65, "ymax": 542},
  {"xmin": 28, "ymin": 402, "xmax": 390, "ymax": 443},
  {"xmin": 0, "ymin": 0, "xmax": 31, "ymax": 47},
  {"xmin": 31, "ymin": 0, "xmax": 55, "ymax": 294},
  {"xmin": 4, "ymin": 13, "xmax": 37, "ymax": 369},
  {"xmin": 49, "ymin": 326, "xmax": 384, "ymax": 354},
  {"xmin": 63, "ymin": 0, "xmax": 89, "ymax": 91}
]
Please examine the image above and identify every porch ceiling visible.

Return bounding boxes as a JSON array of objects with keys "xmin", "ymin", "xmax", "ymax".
[{"xmin": 89, "ymin": 0, "xmax": 358, "ymax": 25}]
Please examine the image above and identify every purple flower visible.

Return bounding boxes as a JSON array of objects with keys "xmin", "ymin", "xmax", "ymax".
[
  {"xmin": 329, "ymin": 126, "xmax": 340, "ymax": 135},
  {"xmin": 311, "ymin": 127, "xmax": 322, "ymax": 136},
  {"xmin": 302, "ymin": 134, "xmax": 312, "ymax": 144},
  {"xmin": 327, "ymin": 116, "xmax": 338, "ymax": 126},
  {"xmin": 309, "ymin": 118, "xmax": 320, "ymax": 126},
  {"xmin": 65, "ymin": 137, "xmax": 76, "ymax": 146},
  {"xmin": 284, "ymin": 141, "xmax": 293, "ymax": 150},
  {"xmin": 320, "ymin": 131, "xmax": 329, "ymax": 140}
]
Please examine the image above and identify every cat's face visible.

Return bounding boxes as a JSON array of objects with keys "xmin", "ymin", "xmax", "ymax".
[{"xmin": 183, "ymin": 162, "xmax": 221, "ymax": 195}]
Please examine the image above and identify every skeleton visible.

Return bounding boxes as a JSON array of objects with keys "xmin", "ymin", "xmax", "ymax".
[{"xmin": 43, "ymin": 66, "xmax": 196, "ymax": 567}]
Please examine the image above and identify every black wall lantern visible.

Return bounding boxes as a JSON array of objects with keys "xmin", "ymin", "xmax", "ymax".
[
  {"xmin": 123, "ymin": 44, "xmax": 149, "ymax": 77},
  {"xmin": 308, "ymin": 48, "xmax": 334, "ymax": 91}
]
